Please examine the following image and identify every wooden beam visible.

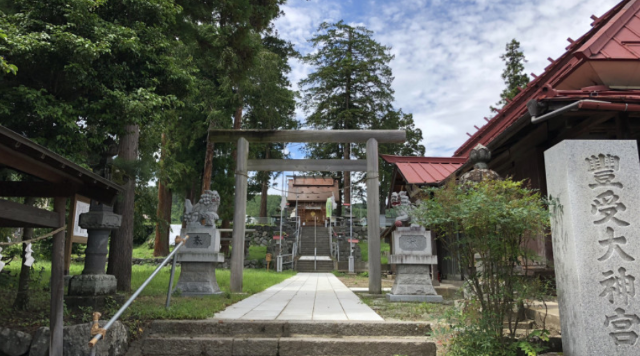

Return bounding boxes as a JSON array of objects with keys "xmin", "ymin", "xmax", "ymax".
[
  {"xmin": 366, "ymin": 138, "xmax": 382, "ymax": 294},
  {"xmin": 50, "ymin": 197, "xmax": 67, "ymax": 356},
  {"xmin": 247, "ymin": 159, "xmax": 367, "ymax": 172},
  {"xmin": 0, "ymin": 144, "xmax": 77, "ymax": 184},
  {"xmin": 208, "ymin": 130, "xmax": 406, "ymax": 143},
  {"xmin": 0, "ymin": 181, "xmax": 77, "ymax": 197},
  {"xmin": 0, "ymin": 198, "xmax": 61, "ymax": 228},
  {"xmin": 549, "ymin": 113, "xmax": 616, "ymax": 147},
  {"xmin": 231, "ymin": 138, "xmax": 249, "ymax": 293}
]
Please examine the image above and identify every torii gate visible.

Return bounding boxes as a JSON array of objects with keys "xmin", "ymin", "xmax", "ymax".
[{"xmin": 208, "ymin": 129, "xmax": 406, "ymax": 294}]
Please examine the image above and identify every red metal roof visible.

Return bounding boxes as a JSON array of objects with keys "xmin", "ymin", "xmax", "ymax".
[
  {"xmin": 381, "ymin": 155, "xmax": 466, "ymax": 185},
  {"xmin": 454, "ymin": 0, "xmax": 640, "ymax": 157}
]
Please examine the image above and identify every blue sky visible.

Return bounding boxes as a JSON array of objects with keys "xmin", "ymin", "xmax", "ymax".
[{"xmin": 267, "ymin": 0, "xmax": 621, "ymax": 195}]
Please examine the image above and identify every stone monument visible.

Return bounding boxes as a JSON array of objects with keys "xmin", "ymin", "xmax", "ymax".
[
  {"xmin": 66, "ymin": 202, "xmax": 122, "ymax": 308},
  {"xmin": 387, "ymin": 192, "xmax": 442, "ymax": 302},
  {"xmin": 175, "ymin": 190, "xmax": 224, "ymax": 295},
  {"xmin": 545, "ymin": 140, "xmax": 640, "ymax": 355}
]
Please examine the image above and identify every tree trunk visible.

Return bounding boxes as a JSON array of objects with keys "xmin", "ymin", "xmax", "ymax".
[
  {"xmin": 154, "ymin": 182, "xmax": 172, "ymax": 257},
  {"xmin": 107, "ymin": 124, "xmax": 139, "ymax": 292},
  {"xmin": 233, "ymin": 101, "xmax": 243, "ymax": 129},
  {"xmin": 154, "ymin": 133, "xmax": 171, "ymax": 257},
  {"xmin": 202, "ymin": 122, "xmax": 215, "ymax": 193},
  {"xmin": 13, "ymin": 197, "xmax": 36, "ymax": 310},
  {"xmin": 344, "ymin": 143, "xmax": 351, "ymax": 208},
  {"xmin": 259, "ymin": 145, "xmax": 271, "ymax": 218}
]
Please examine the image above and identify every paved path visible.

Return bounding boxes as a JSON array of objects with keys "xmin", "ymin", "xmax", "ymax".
[{"xmin": 214, "ymin": 273, "xmax": 383, "ymax": 321}]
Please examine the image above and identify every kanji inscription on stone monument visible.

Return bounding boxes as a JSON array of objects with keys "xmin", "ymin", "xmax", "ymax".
[{"xmin": 546, "ymin": 140, "xmax": 640, "ymax": 355}]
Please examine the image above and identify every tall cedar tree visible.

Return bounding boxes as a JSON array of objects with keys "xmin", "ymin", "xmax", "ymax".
[
  {"xmin": 299, "ymin": 21, "xmax": 423, "ymax": 212},
  {"xmin": 490, "ymin": 39, "xmax": 530, "ymax": 113},
  {"xmin": 300, "ymin": 21, "xmax": 394, "ymax": 212},
  {"xmin": 194, "ymin": 0, "xmax": 286, "ymax": 195},
  {"xmin": 244, "ymin": 35, "xmax": 298, "ymax": 216}
]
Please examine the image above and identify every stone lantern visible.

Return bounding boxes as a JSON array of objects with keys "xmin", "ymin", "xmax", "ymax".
[
  {"xmin": 66, "ymin": 202, "xmax": 122, "ymax": 308},
  {"xmin": 459, "ymin": 144, "xmax": 501, "ymax": 184}
]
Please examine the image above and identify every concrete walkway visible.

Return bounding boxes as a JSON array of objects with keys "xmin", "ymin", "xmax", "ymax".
[{"xmin": 214, "ymin": 273, "xmax": 383, "ymax": 321}]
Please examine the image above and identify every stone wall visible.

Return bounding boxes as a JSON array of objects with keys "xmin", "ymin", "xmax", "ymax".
[
  {"xmin": 331, "ymin": 226, "xmax": 369, "ymax": 241},
  {"xmin": 246, "ymin": 224, "xmax": 296, "ymax": 247}
]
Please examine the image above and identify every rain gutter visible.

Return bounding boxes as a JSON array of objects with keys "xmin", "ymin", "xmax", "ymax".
[{"xmin": 531, "ymin": 99, "xmax": 640, "ymax": 124}]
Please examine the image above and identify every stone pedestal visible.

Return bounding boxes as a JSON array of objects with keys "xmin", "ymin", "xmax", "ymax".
[
  {"xmin": 387, "ymin": 226, "xmax": 443, "ymax": 303},
  {"xmin": 545, "ymin": 140, "xmax": 640, "ymax": 355},
  {"xmin": 66, "ymin": 202, "xmax": 122, "ymax": 309},
  {"xmin": 175, "ymin": 223, "xmax": 224, "ymax": 296},
  {"xmin": 175, "ymin": 262, "xmax": 222, "ymax": 296}
]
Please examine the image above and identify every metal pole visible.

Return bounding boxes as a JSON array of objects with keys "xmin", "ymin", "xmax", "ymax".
[
  {"xmin": 348, "ymin": 182, "xmax": 355, "ymax": 273},
  {"xmin": 314, "ymin": 216, "xmax": 317, "ymax": 271},
  {"xmin": 278, "ymin": 173, "xmax": 284, "ymax": 272},
  {"xmin": 165, "ymin": 246, "xmax": 179, "ymax": 309},
  {"xmin": 90, "ymin": 237, "xmax": 188, "ymax": 349}
]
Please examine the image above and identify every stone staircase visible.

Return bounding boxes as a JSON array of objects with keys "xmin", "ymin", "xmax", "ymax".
[
  {"xmin": 133, "ymin": 320, "xmax": 437, "ymax": 356},
  {"xmin": 296, "ymin": 227, "xmax": 334, "ymax": 272}
]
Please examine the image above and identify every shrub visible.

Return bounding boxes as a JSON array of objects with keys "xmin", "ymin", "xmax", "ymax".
[{"xmin": 412, "ymin": 178, "xmax": 553, "ymax": 355}]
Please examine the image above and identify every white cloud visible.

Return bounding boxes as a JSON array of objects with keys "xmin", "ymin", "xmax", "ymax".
[{"xmin": 276, "ymin": 0, "xmax": 621, "ymax": 158}]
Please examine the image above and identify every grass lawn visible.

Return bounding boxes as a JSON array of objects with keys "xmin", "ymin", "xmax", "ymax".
[
  {"xmin": 133, "ymin": 244, "xmax": 268, "ymax": 261},
  {"xmin": 0, "ymin": 259, "xmax": 295, "ymax": 336},
  {"xmin": 358, "ymin": 241, "xmax": 390, "ymax": 264},
  {"xmin": 132, "ymin": 244, "xmax": 156, "ymax": 259}
]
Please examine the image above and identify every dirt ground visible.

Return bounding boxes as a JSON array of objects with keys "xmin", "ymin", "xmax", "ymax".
[{"xmin": 336, "ymin": 273, "xmax": 395, "ymax": 288}]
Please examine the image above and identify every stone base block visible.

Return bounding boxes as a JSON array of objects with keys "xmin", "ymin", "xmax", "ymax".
[
  {"xmin": 386, "ymin": 294, "xmax": 443, "ymax": 303},
  {"xmin": 391, "ymin": 264, "xmax": 439, "ymax": 296},
  {"xmin": 68, "ymin": 274, "xmax": 117, "ymax": 296},
  {"xmin": 175, "ymin": 262, "xmax": 223, "ymax": 296}
]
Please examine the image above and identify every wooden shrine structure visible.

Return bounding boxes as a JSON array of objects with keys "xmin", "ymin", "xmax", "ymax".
[
  {"xmin": 209, "ymin": 129, "xmax": 406, "ymax": 294},
  {"xmin": 0, "ymin": 125, "xmax": 123, "ymax": 356}
]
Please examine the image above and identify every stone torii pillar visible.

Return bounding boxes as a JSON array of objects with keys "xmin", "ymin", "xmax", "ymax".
[
  {"xmin": 231, "ymin": 137, "xmax": 249, "ymax": 293},
  {"xmin": 366, "ymin": 138, "xmax": 381, "ymax": 294}
]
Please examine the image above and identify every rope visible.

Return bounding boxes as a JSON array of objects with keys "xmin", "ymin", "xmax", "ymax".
[
  {"xmin": 235, "ymin": 170, "xmax": 249, "ymax": 178},
  {"xmin": 0, "ymin": 225, "xmax": 67, "ymax": 247}
]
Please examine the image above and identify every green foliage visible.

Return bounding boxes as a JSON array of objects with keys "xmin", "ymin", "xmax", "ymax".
[
  {"xmin": 491, "ymin": 39, "xmax": 530, "ymax": 113},
  {"xmin": 358, "ymin": 241, "xmax": 389, "ymax": 263},
  {"xmin": 0, "ymin": 0, "xmax": 193, "ymax": 161},
  {"xmin": 133, "ymin": 184, "xmax": 159, "ymax": 245},
  {"xmin": 0, "ymin": 29, "xmax": 17, "ymax": 75},
  {"xmin": 412, "ymin": 178, "xmax": 552, "ymax": 355},
  {"xmin": 246, "ymin": 195, "xmax": 281, "ymax": 217}
]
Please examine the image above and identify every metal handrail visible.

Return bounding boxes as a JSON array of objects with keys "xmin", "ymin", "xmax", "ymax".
[
  {"xmin": 328, "ymin": 224, "xmax": 333, "ymax": 258},
  {"xmin": 88, "ymin": 236, "xmax": 189, "ymax": 353}
]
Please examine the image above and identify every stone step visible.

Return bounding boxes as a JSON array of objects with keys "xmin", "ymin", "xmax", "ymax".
[
  {"xmin": 145, "ymin": 320, "xmax": 433, "ymax": 338},
  {"xmin": 136, "ymin": 321, "xmax": 436, "ymax": 355},
  {"xmin": 140, "ymin": 336, "xmax": 436, "ymax": 356},
  {"xmin": 296, "ymin": 260, "xmax": 334, "ymax": 272}
]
